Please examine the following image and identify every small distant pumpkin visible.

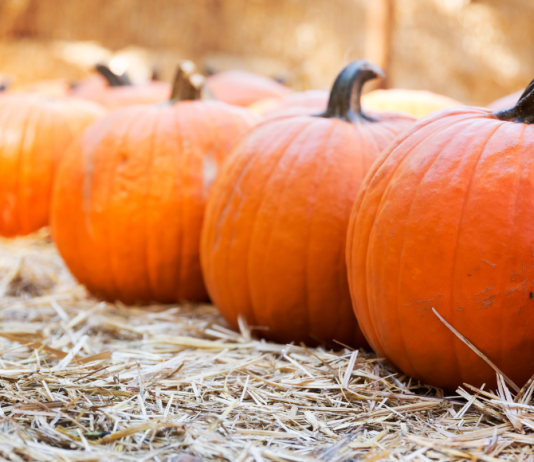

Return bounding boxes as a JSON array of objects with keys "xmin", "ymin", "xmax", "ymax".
[
  {"xmin": 52, "ymin": 62, "xmax": 257, "ymax": 304},
  {"xmin": 249, "ymin": 90, "xmax": 329, "ymax": 119},
  {"xmin": 0, "ymin": 94, "xmax": 105, "ymax": 237},
  {"xmin": 362, "ymin": 88, "xmax": 461, "ymax": 118},
  {"xmin": 71, "ymin": 65, "xmax": 170, "ymax": 109},
  {"xmin": 206, "ymin": 70, "xmax": 291, "ymax": 107},
  {"xmin": 347, "ymin": 81, "xmax": 534, "ymax": 390},
  {"xmin": 201, "ymin": 61, "xmax": 415, "ymax": 346},
  {"xmin": 16, "ymin": 79, "xmax": 71, "ymax": 98}
]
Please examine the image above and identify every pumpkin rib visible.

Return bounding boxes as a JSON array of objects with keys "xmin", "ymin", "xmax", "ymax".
[
  {"xmin": 359, "ymin": 114, "xmax": 479, "ymax": 357},
  {"xmin": 477, "ymin": 122, "xmax": 528, "ymax": 373},
  {"xmin": 105, "ymin": 110, "xmax": 146, "ymax": 301},
  {"xmin": 441, "ymin": 119, "xmax": 503, "ymax": 385},
  {"xmin": 175, "ymin": 103, "xmax": 201, "ymax": 300},
  {"xmin": 248, "ymin": 118, "xmax": 325, "ymax": 339},
  {"xmin": 141, "ymin": 109, "xmax": 160, "ymax": 302},
  {"xmin": 21, "ymin": 102, "xmax": 52, "ymax": 235},
  {"xmin": 13, "ymin": 103, "xmax": 35, "ymax": 235},
  {"xmin": 489, "ymin": 122, "xmax": 527, "ymax": 371},
  {"xmin": 169, "ymin": 105, "xmax": 185, "ymax": 300},
  {"xmin": 389, "ymin": 117, "xmax": 495, "ymax": 380},
  {"xmin": 301, "ymin": 120, "xmax": 340, "ymax": 341},
  {"xmin": 210, "ymin": 120, "xmax": 307, "ymax": 325},
  {"xmin": 389, "ymin": 125, "xmax": 471, "ymax": 377},
  {"xmin": 145, "ymin": 107, "xmax": 175, "ymax": 300},
  {"xmin": 247, "ymin": 119, "xmax": 318, "ymax": 329}
]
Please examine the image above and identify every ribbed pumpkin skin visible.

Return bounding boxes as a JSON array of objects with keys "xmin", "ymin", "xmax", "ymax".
[
  {"xmin": 361, "ymin": 89, "xmax": 461, "ymax": 118},
  {"xmin": 201, "ymin": 112, "xmax": 415, "ymax": 346},
  {"xmin": 0, "ymin": 95, "xmax": 105, "ymax": 237},
  {"xmin": 51, "ymin": 101, "xmax": 256, "ymax": 304},
  {"xmin": 347, "ymin": 106, "xmax": 534, "ymax": 390}
]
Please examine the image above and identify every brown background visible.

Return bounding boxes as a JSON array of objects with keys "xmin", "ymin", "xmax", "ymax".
[{"xmin": 0, "ymin": 0, "xmax": 532, "ymax": 105}]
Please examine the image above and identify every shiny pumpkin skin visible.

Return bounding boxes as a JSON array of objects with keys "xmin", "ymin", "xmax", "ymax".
[
  {"xmin": 362, "ymin": 89, "xmax": 461, "ymax": 118},
  {"xmin": 51, "ymin": 101, "xmax": 257, "ymax": 304},
  {"xmin": 0, "ymin": 94, "xmax": 105, "ymax": 237},
  {"xmin": 206, "ymin": 70, "xmax": 291, "ymax": 107},
  {"xmin": 347, "ymin": 105, "xmax": 534, "ymax": 390},
  {"xmin": 201, "ymin": 111, "xmax": 415, "ymax": 346}
]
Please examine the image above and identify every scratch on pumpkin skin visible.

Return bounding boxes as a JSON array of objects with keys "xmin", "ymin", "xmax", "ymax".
[
  {"xmin": 403, "ymin": 294, "xmax": 444, "ymax": 307},
  {"xmin": 481, "ymin": 259, "xmax": 496, "ymax": 268},
  {"xmin": 474, "ymin": 286, "xmax": 494, "ymax": 297},
  {"xmin": 479, "ymin": 294, "xmax": 496, "ymax": 309}
]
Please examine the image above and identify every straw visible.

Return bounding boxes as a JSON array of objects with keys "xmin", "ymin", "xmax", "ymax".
[{"xmin": 0, "ymin": 228, "xmax": 531, "ymax": 461}]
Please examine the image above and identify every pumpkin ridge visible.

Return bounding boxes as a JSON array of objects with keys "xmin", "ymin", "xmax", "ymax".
[
  {"xmin": 445, "ymin": 120, "xmax": 504, "ymax": 386},
  {"xmin": 208, "ymin": 120, "xmax": 308, "ymax": 321},
  {"xmin": 346, "ymin": 113, "xmax": 451, "ymax": 352},
  {"xmin": 141, "ymin": 109, "xmax": 161, "ymax": 302},
  {"xmin": 18, "ymin": 101, "xmax": 46, "ymax": 235},
  {"xmin": 82, "ymin": 110, "xmax": 128, "ymax": 241},
  {"xmin": 361, "ymin": 115, "xmax": 480, "ymax": 353},
  {"xmin": 247, "ymin": 119, "xmax": 318, "ymax": 328},
  {"xmin": 302, "ymin": 121, "xmax": 340, "ymax": 341},
  {"xmin": 363, "ymin": 115, "xmax": 483, "ymax": 364},
  {"xmin": 172, "ymin": 104, "xmax": 186, "ymax": 300},
  {"xmin": 105, "ymin": 111, "xmax": 146, "ymax": 301},
  {"xmin": 390, "ymin": 117, "xmax": 497, "ymax": 381},
  {"xmin": 483, "ymin": 122, "xmax": 528, "ymax": 376}
]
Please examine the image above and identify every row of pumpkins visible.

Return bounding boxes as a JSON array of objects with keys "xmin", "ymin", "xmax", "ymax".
[{"xmin": 0, "ymin": 60, "xmax": 530, "ymax": 392}]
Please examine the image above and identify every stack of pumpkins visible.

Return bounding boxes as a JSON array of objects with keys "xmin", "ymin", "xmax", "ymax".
[{"xmin": 2, "ymin": 56, "xmax": 533, "ymax": 393}]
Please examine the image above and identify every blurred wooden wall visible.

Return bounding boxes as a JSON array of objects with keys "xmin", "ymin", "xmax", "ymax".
[{"xmin": 1, "ymin": 0, "xmax": 533, "ymax": 104}]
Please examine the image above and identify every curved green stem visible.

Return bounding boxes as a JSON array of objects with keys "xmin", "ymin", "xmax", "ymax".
[{"xmin": 319, "ymin": 60, "xmax": 385, "ymax": 123}]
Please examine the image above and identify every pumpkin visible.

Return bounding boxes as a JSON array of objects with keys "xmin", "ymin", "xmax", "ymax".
[
  {"xmin": 249, "ymin": 90, "xmax": 329, "ymax": 119},
  {"xmin": 51, "ymin": 63, "xmax": 257, "ymax": 304},
  {"xmin": 16, "ymin": 79, "xmax": 71, "ymax": 98},
  {"xmin": 0, "ymin": 94, "xmax": 105, "ymax": 237},
  {"xmin": 361, "ymin": 88, "xmax": 461, "ymax": 118},
  {"xmin": 488, "ymin": 89, "xmax": 523, "ymax": 111},
  {"xmin": 206, "ymin": 70, "xmax": 291, "ymax": 107},
  {"xmin": 200, "ymin": 61, "xmax": 415, "ymax": 346},
  {"xmin": 346, "ymin": 81, "xmax": 534, "ymax": 390},
  {"xmin": 71, "ymin": 65, "xmax": 170, "ymax": 110}
]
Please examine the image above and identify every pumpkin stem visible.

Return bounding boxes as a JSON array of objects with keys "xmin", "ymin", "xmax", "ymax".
[
  {"xmin": 169, "ymin": 61, "xmax": 204, "ymax": 102},
  {"xmin": 493, "ymin": 80, "xmax": 534, "ymax": 124},
  {"xmin": 95, "ymin": 64, "xmax": 129, "ymax": 87},
  {"xmin": 320, "ymin": 60, "xmax": 385, "ymax": 123}
]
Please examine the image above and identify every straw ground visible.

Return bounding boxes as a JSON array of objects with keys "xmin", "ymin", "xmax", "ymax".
[{"xmin": 0, "ymin": 230, "xmax": 531, "ymax": 461}]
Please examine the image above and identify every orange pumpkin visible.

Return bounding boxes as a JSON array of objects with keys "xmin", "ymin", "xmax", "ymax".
[
  {"xmin": 71, "ymin": 65, "xmax": 170, "ymax": 110},
  {"xmin": 361, "ymin": 88, "xmax": 461, "ymax": 118},
  {"xmin": 0, "ymin": 95, "xmax": 105, "ymax": 237},
  {"xmin": 346, "ymin": 82, "xmax": 534, "ymax": 390},
  {"xmin": 51, "ymin": 64, "xmax": 257, "ymax": 304},
  {"xmin": 206, "ymin": 70, "xmax": 291, "ymax": 107},
  {"xmin": 201, "ymin": 61, "xmax": 415, "ymax": 346},
  {"xmin": 250, "ymin": 90, "xmax": 329, "ymax": 119},
  {"xmin": 488, "ymin": 89, "xmax": 523, "ymax": 111},
  {"xmin": 16, "ymin": 79, "xmax": 71, "ymax": 98}
]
